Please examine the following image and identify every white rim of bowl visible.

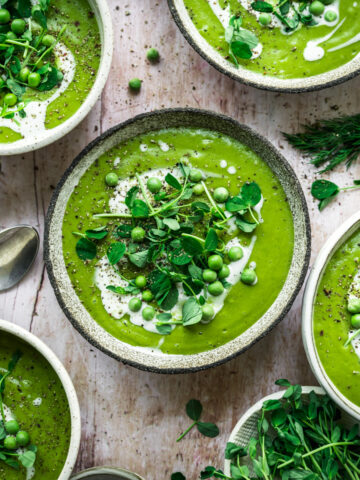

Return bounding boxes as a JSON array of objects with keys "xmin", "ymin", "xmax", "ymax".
[
  {"xmin": 224, "ymin": 386, "xmax": 325, "ymax": 476},
  {"xmin": 71, "ymin": 466, "xmax": 145, "ymax": 479},
  {"xmin": 302, "ymin": 210, "xmax": 360, "ymax": 422},
  {"xmin": 168, "ymin": 0, "xmax": 360, "ymax": 92},
  {"xmin": 0, "ymin": 0, "xmax": 113, "ymax": 156},
  {"xmin": 0, "ymin": 319, "xmax": 81, "ymax": 480}
]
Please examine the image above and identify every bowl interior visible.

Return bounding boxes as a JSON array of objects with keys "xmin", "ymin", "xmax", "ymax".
[
  {"xmin": 45, "ymin": 108, "xmax": 310, "ymax": 373},
  {"xmin": 302, "ymin": 211, "xmax": 360, "ymax": 421},
  {"xmin": 224, "ymin": 387, "xmax": 357, "ymax": 476},
  {"xmin": 0, "ymin": 0, "xmax": 113, "ymax": 156},
  {"xmin": 167, "ymin": 0, "xmax": 360, "ymax": 92},
  {"xmin": 0, "ymin": 319, "xmax": 81, "ymax": 480}
]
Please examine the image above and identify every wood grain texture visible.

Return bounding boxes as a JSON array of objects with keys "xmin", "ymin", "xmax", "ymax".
[{"xmin": 1, "ymin": 0, "xmax": 360, "ymax": 478}]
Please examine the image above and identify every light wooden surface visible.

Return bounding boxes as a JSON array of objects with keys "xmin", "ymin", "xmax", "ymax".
[{"xmin": 1, "ymin": 1, "xmax": 360, "ymax": 478}]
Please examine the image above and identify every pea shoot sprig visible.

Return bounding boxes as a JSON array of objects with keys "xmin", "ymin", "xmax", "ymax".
[
  {"xmin": 311, "ymin": 179, "xmax": 360, "ymax": 210},
  {"xmin": 176, "ymin": 399, "xmax": 219, "ymax": 442},
  {"xmin": 200, "ymin": 380, "xmax": 360, "ymax": 480},
  {"xmin": 73, "ymin": 164, "xmax": 263, "ymax": 333},
  {"xmin": 0, "ymin": 351, "xmax": 37, "ymax": 471},
  {"xmin": 0, "ymin": 0, "xmax": 66, "ymax": 121}
]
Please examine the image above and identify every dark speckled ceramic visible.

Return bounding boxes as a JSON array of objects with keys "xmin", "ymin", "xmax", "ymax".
[
  {"xmin": 167, "ymin": 0, "xmax": 360, "ymax": 93},
  {"xmin": 71, "ymin": 467, "xmax": 144, "ymax": 480},
  {"xmin": 44, "ymin": 109, "xmax": 311, "ymax": 374}
]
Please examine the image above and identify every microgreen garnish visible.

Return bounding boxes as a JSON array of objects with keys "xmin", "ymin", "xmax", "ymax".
[
  {"xmin": 284, "ymin": 114, "xmax": 360, "ymax": 172},
  {"xmin": 0, "ymin": 0, "xmax": 66, "ymax": 120},
  {"xmin": 225, "ymin": 15, "xmax": 259, "ymax": 65},
  {"xmin": 0, "ymin": 351, "xmax": 37, "ymax": 471},
  {"xmin": 311, "ymin": 179, "xmax": 360, "ymax": 210},
  {"xmin": 171, "ymin": 473, "xmax": 186, "ymax": 480},
  {"xmin": 176, "ymin": 399, "xmax": 219, "ymax": 442},
  {"xmin": 202, "ymin": 380, "xmax": 360, "ymax": 480},
  {"xmin": 251, "ymin": 0, "xmax": 317, "ymax": 31}
]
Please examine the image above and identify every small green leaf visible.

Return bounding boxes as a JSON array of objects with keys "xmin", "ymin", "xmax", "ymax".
[
  {"xmin": 131, "ymin": 199, "xmax": 149, "ymax": 218},
  {"xmin": 182, "ymin": 297, "xmax": 202, "ymax": 326},
  {"xmin": 128, "ymin": 249, "xmax": 149, "ymax": 268},
  {"xmin": 171, "ymin": 473, "xmax": 186, "ymax": 480},
  {"xmin": 225, "ymin": 442, "xmax": 247, "ymax": 460},
  {"xmin": 156, "ymin": 324, "xmax": 172, "ymax": 335},
  {"xmin": 225, "ymin": 196, "xmax": 247, "ymax": 212},
  {"xmin": 163, "ymin": 218, "xmax": 180, "ymax": 231},
  {"xmin": 231, "ymin": 41, "xmax": 252, "ymax": 60},
  {"xmin": 235, "ymin": 217, "xmax": 257, "ymax": 233},
  {"xmin": 241, "ymin": 182, "xmax": 262, "ymax": 206},
  {"xmin": 125, "ymin": 186, "xmax": 139, "ymax": 209},
  {"xmin": 251, "ymin": 0, "xmax": 274, "ymax": 11},
  {"xmin": 76, "ymin": 237, "xmax": 96, "ymax": 260},
  {"xmin": 181, "ymin": 236, "xmax": 203, "ymax": 256},
  {"xmin": 18, "ymin": 450, "xmax": 36, "ymax": 469},
  {"xmin": 106, "ymin": 285, "xmax": 126, "ymax": 295},
  {"xmin": 186, "ymin": 399, "xmax": 203, "ymax": 421},
  {"xmin": 197, "ymin": 421, "xmax": 219, "ymax": 438},
  {"xmin": 107, "ymin": 242, "xmax": 126, "ymax": 265},
  {"xmin": 165, "ymin": 173, "xmax": 182, "ymax": 190},
  {"xmin": 85, "ymin": 227, "xmax": 108, "ymax": 240},
  {"xmin": 204, "ymin": 228, "xmax": 218, "ymax": 252},
  {"xmin": 160, "ymin": 284, "xmax": 179, "ymax": 310},
  {"xmin": 311, "ymin": 179, "xmax": 339, "ymax": 200}
]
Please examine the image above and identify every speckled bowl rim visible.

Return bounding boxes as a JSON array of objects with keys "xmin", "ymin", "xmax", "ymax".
[
  {"xmin": 223, "ymin": 386, "xmax": 326, "ymax": 476},
  {"xmin": 302, "ymin": 210, "xmax": 360, "ymax": 422},
  {"xmin": 167, "ymin": 0, "xmax": 360, "ymax": 93},
  {"xmin": 0, "ymin": 319, "xmax": 81, "ymax": 480},
  {"xmin": 44, "ymin": 107, "xmax": 311, "ymax": 374},
  {"xmin": 0, "ymin": 0, "xmax": 113, "ymax": 156},
  {"xmin": 71, "ymin": 466, "xmax": 145, "ymax": 480}
]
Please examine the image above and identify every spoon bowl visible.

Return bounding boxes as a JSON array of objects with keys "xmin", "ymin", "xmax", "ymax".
[{"xmin": 0, "ymin": 225, "xmax": 39, "ymax": 291}]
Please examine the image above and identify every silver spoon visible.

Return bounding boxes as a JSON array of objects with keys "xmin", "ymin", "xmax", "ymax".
[{"xmin": 0, "ymin": 225, "xmax": 39, "ymax": 291}]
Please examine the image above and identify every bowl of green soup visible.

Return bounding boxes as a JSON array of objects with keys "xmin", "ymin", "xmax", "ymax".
[
  {"xmin": 303, "ymin": 210, "xmax": 360, "ymax": 421},
  {"xmin": 45, "ymin": 108, "xmax": 311, "ymax": 373},
  {"xmin": 0, "ymin": 319, "xmax": 81, "ymax": 479},
  {"xmin": 168, "ymin": 0, "xmax": 360, "ymax": 92},
  {"xmin": 71, "ymin": 466, "xmax": 145, "ymax": 480},
  {"xmin": 0, "ymin": 0, "xmax": 113, "ymax": 155}
]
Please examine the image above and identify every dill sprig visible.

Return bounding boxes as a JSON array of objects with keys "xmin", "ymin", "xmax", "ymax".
[{"xmin": 283, "ymin": 114, "xmax": 360, "ymax": 172}]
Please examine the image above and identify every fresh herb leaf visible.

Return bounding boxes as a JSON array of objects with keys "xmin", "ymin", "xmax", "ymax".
[
  {"xmin": 251, "ymin": 1, "xmax": 274, "ymax": 12},
  {"xmin": 182, "ymin": 298, "xmax": 202, "ymax": 326},
  {"xmin": 76, "ymin": 237, "xmax": 97, "ymax": 260},
  {"xmin": 171, "ymin": 473, "xmax": 186, "ymax": 480},
  {"xmin": 177, "ymin": 399, "xmax": 219, "ymax": 442},
  {"xmin": 311, "ymin": 179, "xmax": 360, "ymax": 210},
  {"xmin": 85, "ymin": 227, "xmax": 108, "ymax": 240},
  {"xmin": 204, "ymin": 228, "xmax": 218, "ymax": 252},
  {"xmin": 156, "ymin": 324, "xmax": 172, "ymax": 335},
  {"xmin": 128, "ymin": 249, "xmax": 149, "ymax": 268},
  {"xmin": 165, "ymin": 173, "xmax": 182, "ymax": 191},
  {"xmin": 197, "ymin": 422, "xmax": 220, "ymax": 438},
  {"xmin": 107, "ymin": 242, "xmax": 126, "ymax": 265}
]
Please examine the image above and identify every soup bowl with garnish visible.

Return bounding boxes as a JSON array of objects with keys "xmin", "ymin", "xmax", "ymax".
[
  {"xmin": 45, "ymin": 108, "xmax": 311, "ymax": 373},
  {"xmin": 0, "ymin": 319, "xmax": 81, "ymax": 480},
  {"xmin": 168, "ymin": 0, "xmax": 360, "ymax": 92},
  {"xmin": 0, "ymin": 0, "xmax": 112, "ymax": 155},
  {"xmin": 303, "ymin": 210, "xmax": 360, "ymax": 421}
]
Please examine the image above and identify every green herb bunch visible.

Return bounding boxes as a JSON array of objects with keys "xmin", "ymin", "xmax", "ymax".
[
  {"xmin": 73, "ymin": 164, "xmax": 262, "ymax": 333},
  {"xmin": 202, "ymin": 380, "xmax": 360, "ymax": 480},
  {"xmin": 0, "ymin": 0, "xmax": 66, "ymax": 121},
  {"xmin": 0, "ymin": 351, "xmax": 37, "ymax": 471},
  {"xmin": 251, "ymin": 0, "xmax": 317, "ymax": 32}
]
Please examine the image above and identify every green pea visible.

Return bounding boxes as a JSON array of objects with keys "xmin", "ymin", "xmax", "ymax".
[
  {"xmin": 135, "ymin": 275, "xmax": 147, "ymax": 289},
  {"xmin": 241, "ymin": 268, "xmax": 257, "ymax": 285},
  {"xmin": 6, "ymin": 31, "xmax": 17, "ymax": 40},
  {"xmin": 189, "ymin": 169, "xmax": 202, "ymax": 183},
  {"xmin": 208, "ymin": 280, "xmax": 224, "ymax": 297},
  {"xmin": 259, "ymin": 12, "xmax": 272, "ymax": 25},
  {"xmin": 208, "ymin": 254, "xmax": 223, "ymax": 271},
  {"xmin": 28, "ymin": 72, "xmax": 41, "ymax": 88},
  {"xmin": 5, "ymin": 420, "xmax": 19, "ymax": 435},
  {"xmin": 142, "ymin": 306, "xmax": 155, "ymax": 321},
  {"xmin": 202, "ymin": 304, "xmax": 215, "ymax": 321},
  {"xmin": 4, "ymin": 93, "xmax": 17, "ymax": 106},
  {"xmin": 218, "ymin": 264, "xmax": 230, "ymax": 280},
  {"xmin": 202, "ymin": 269, "xmax": 217, "ymax": 283},
  {"xmin": 193, "ymin": 183, "xmax": 204, "ymax": 195},
  {"xmin": 142, "ymin": 289, "xmax": 154, "ymax": 302},
  {"xmin": 105, "ymin": 172, "xmax": 118, "ymax": 187},
  {"xmin": 228, "ymin": 246, "xmax": 244, "ymax": 262},
  {"xmin": 147, "ymin": 47, "xmax": 159, "ymax": 62},
  {"xmin": 18, "ymin": 67, "xmax": 30, "ymax": 82},
  {"xmin": 42, "ymin": 34, "xmax": 56, "ymax": 47},
  {"xmin": 131, "ymin": 226, "xmax": 145, "ymax": 242},
  {"xmin": 147, "ymin": 177, "xmax": 162, "ymax": 193},
  {"xmin": 0, "ymin": 9, "xmax": 11, "ymax": 25},
  {"xmin": 309, "ymin": 0, "xmax": 325, "ymax": 15},
  {"xmin": 11, "ymin": 19, "xmax": 26, "ymax": 35},
  {"xmin": 348, "ymin": 298, "xmax": 360, "ymax": 314},
  {"xmin": 129, "ymin": 78, "xmax": 142, "ymax": 91},
  {"xmin": 16, "ymin": 430, "xmax": 30, "ymax": 447},
  {"xmin": 324, "ymin": 9, "xmax": 337, "ymax": 21},
  {"xmin": 351, "ymin": 314, "xmax": 360, "ymax": 329},
  {"xmin": 213, "ymin": 187, "xmax": 229, "ymax": 203},
  {"xmin": 4, "ymin": 436, "xmax": 17, "ymax": 450},
  {"xmin": 129, "ymin": 297, "xmax": 142, "ymax": 312}
]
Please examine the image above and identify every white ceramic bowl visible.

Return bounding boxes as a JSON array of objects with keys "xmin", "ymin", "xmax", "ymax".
[
  {"xmin": 71, "ymin": 466, "xmax": 145, "ymax": 480},
  {"xmin": 302, "ymin": 210, "xmax": 360, "ymax": 422},
  {"xmin": 224, "ymin": 386, "xmax": 357, "ymax": 477},
  {"xmin": 0, "ymin": 319, "xmax": 81, "ymax": 480},
  {"xmin": 1, "ymin": 0, "xmax": 113, "ymax": 156}
]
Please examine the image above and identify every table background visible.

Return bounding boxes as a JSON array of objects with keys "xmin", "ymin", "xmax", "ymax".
[{"xmin": 1, "ymin": 1, "xmax": 360, "ymax": 478}]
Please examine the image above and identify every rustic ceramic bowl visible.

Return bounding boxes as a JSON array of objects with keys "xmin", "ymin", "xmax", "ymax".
[
  {"xmin": 1, "ymin": 0, "xmax": 113, "ymax": 156},
  {"xmin": 302, "ymin": 210, "xmax": 360, "ymax": 422},
  {"xmin": 0, "ymin": 319, "xmax": 81, "ymax": 480},
  {"xmin": 224, "ymin": 386, "xmax": 357, "ymax": 477},
  {"xmin": 167, "ymin": 0, "xmax": 360, "ymax": 92},
  {"xmin": 71, "ymin": 467, "xmax": 145, "ymax": 480},
  {"xmin": 45, "ymin": 108, "xmax": 311, "ymax": 374}
]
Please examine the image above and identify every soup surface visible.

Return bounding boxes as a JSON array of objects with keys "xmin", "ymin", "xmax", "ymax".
[
  {"xmin": 0, "ymin": 332, "xmax": 71, "ymax": 479},
  {"xmin": 182, "ymin": 0, "xmax": 360, "ymax": 79},
  {"xmin": 313, "ymin": 229, "xmax": 360, "ymax": 407},
  {"xmin": 62, "ymin": 127, "xmax": 294, "ymax": 355}
]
